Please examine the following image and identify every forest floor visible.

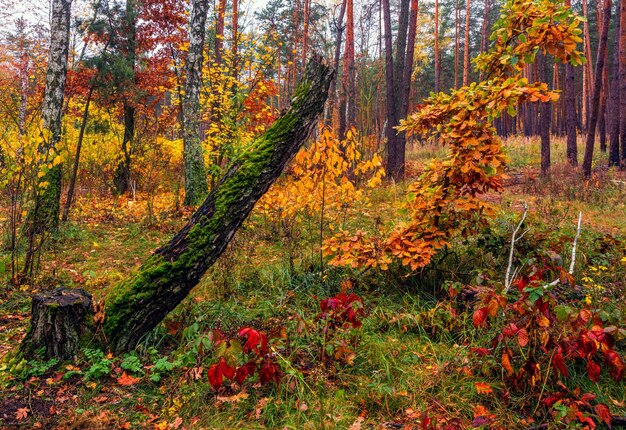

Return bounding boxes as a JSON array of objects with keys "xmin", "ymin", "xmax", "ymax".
[{"xmin": 1, "ymin": 136, "xmax": 625, "ymax": 429}]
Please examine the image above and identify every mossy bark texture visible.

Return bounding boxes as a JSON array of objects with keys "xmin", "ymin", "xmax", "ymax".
[
  {"xmin": 22, "ymin": 288, "xmax": 92, "ymax": 360},
  {"xmin": 22, "ymin": 0, "xmax": 72, "ymax": 278},
  {"xmin": 104, "ymin": 56, "xmax": 334, "ymax": 351}
]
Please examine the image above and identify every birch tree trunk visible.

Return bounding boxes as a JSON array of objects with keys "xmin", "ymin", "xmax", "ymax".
[
  {"xmin": 183, "ymin": 0, "xmax": 210, "ymax": 206},
  {"xmin": 22, "ymin": 0, "xmax": 72, "ymax": 279}
]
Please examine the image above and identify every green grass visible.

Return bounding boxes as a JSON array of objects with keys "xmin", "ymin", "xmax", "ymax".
[{"xmin": 1, "ymin": 136, "xmax": 625, "ymax": 429}]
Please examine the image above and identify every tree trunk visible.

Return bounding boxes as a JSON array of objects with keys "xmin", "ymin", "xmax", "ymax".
[
  {"xmin": 539, "ymin": 53, "xmax": 551, "ymax": 176},
  {"xmin": 582, "ymin": 0, "xmax": 594, "ymax": 131},
  {"xmin": 609, "ymin": 1, "xmax": 620, "ymax": 166},
  {"xmin": 21, "ymin": 288, "xmax": 92, "ymax": 360},
  {"xmin": 301, "ymin": 0, "xmax": 310, "ymax": 74},
  {"xmin": 434, "ymin": 0, "xmax": 440, "ymax": 93},
  {"xmin": 215, "ymin": 0, "xmax": 227, "ymax": 67},
  {"xmin": 325, "ymin": 0, "xmax": 347, "ymax": 126},
  {"xmin": 582, "ymin": 0, "xmax": 611, "ymax": 177},
  {"xmin": 620, "ymin": 0, "xmax": 626, "ymax": 165},
  {"xmin": 463, "ymin": 0, "xmax": 471, "ymax": 86},
  {"xmin": 455, "ymin": 0, "xmax": 460, "ymax": 89},
  {"xmin": 114, "ymin": 0, "xmax": 137, "ymax": 195},
  {"xmin": 564, "ymin": 0, "xmax": 578, "ymax": 165},
  {"xmin": 102, "ymin": 57, "xmax": 333, "ymax": 351},
  {"xmin": 62, "ymin": 85, "xmax": 94, "ymax": 222},
  {"xmin": 339, "ymin": 0, "xmax": 355, "ymax": 140},
  {"xmin": 183, "ymin": 0, "xmax": 210, "ymax": 206},
  {"xmin": 382, "ymin": 0, "xmax": 397, "ymax": 178},
  {"xmin": 22, "ymin": 0, "xmax": 72, "ymax": 279}
]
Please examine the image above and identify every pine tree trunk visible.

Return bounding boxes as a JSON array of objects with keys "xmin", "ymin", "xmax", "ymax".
[
  {"xmin": 382, "ymin": 0, "xmax": 397, "ymax": 178},
  {"xmin": 326, "ymin": 0, "xmax": 347, "ymax": 126},
  {"xmin": 608, "ymin": 2, "xmax": 621, "ymax": 166},
  {"xmin": 618, "ymin": 0, "xmax": 626, "ymax": 166},
  {"xmin": 434, "ymin": 0, "xmax": 440, "ymax": 93},
  {"xmin": 183, "ymin": 0, "xmax": 210, "ymax": 206},
  {"xmin": 582, "ymin": 0, "xmax": 611, "ymax": 177},
  {"xmin": 454, "ymin": 0, "xmax": 460, "ymax": 89},
  {"xmin": 102, "ymin": 57, "xmax": 334, "ymax": 351},
  {"xmin": 564, "ymin": 0, "xmax": 577, "ymax": 165},
  {"xmin": 463, "ymin": 0, "xmax": 471, "ymax": 86},
  {"xmin": 539, "ymin": 53, "xmax": 551, "ymax": 176}
]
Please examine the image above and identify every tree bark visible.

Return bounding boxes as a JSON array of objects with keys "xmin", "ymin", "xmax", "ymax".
[
  {"xmin": 182, "ymin": 0, "xmax": 210, "ymax": 206},
  {"xmin": 619, "ymin": 0, "xmax": 626, "ymax": 165},
  {"xmin": 102, "ymin": 57, "xmax": 334, "ymax": 351},
  {"xmin": 113, "ymin": 0, "xmax": 137, "ymax": 195},
  {"xmin": 325, "ymin": 0, "xmax": 347, "ymax": 126},
  {"xmin": 539, "ymin": 53, "xmax": 551, "ymax": 176},
  {"xmin": 463, "ymin": 0, "xmax": 471, "ymax": 86},
  {"xmin": 582, "ymin": 0, "xmax": 611, "ymax": 177},
  {"xmin": 62, "ymin": 85, "xmax": 94, "ymax": 222},
  {"xmin": 22, "ymin": 0, "xmax": 72, "ymax": 279},
  {"xmin": 21, "ymin": 288, "xmax": 92, "ymax": 360},
  {"xmin": 339, "ymin": 0, "xmax": 355, "ymax": 140},
  {"xmin": 609, "ymin": 0, "xmax": 621, "ymax": 166},
  {"xmin": 564, "ymin": 0, "xmax": 578, "ymax": 166},
  {"xmin": 434, "ymin": 0, "xmax": 440, "ymax": 93},
  {"xmin": 215, "ymin": 0, "xmax": 227, "ymax": 67}
]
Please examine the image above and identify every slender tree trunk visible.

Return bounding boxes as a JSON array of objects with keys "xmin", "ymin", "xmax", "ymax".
[
  {"xmin": 598, "ymin": 4, "xmax": 610, "ymax": 152},
  {"xmin": 564, "ymin": 0, "xmax": 578, "ymax": 165},
  {"xmin": 231, "ymin": 0, "xmax": 239, "ymax": 80},
  {"xmin": 182, "ymin": 0, "xmax": 210, "ymax": 206},
  {"xmin": 620, "ymin": 0, "xmax": 626, "ymax": 165},
  {"xmin": 455, "ymin": 0, "xmax": 460, "ymax": 89},
  {"xmin": 215, "ymin": 0, "xmax": 227, "ymax": 67},
  {"xmin": 301, "ymin": 0, "xmax": 310, "ymax": 73},
  {"xmin": 326, "ymin": 0, "xmax": 347, "ymax": 126},
  {"xmin": 62, "ymin": 85, "xmax": 94, "ymax": 222},
  {"xmin": 582, "ymin": 0, "xmax": 594, "ymax": 131},
  {"xmin": 434, "ymin": 0, "xmax": 440, "ymax": 93},
  {"xmin": 114, "ymin": 0, "xmax": 137, "ymax": 195},
  {"xmin": 463, "ymin": 0, "xmax": 471, "ymax": 86},
  {"xmin": 102, "ymin": 58, "xmax": 333, "ymax": 351},
  {"xmin": 609, "ymin": 1, "xmax": 621, "ymax": 166},
  {"xmin": 480, "ymin": 0, "xmax": 490, "ymax": 54},
  {"xmin": 539, "ymin": 53, "xmax": 551, "ymax": 176},
  {"xmin": 582, "ymin": 0, "xmax": 611, "ymax": 177},
  {"xmin": 339, "ymin": 0, "xmax": 355, "ymax": 139},
  {"xmin": 382, "ymin": 0, "xmax": 397, "ymax": 178},
  {"xmin": 22, "ymin": 0, "xmax": 72, "ymax": 278}
]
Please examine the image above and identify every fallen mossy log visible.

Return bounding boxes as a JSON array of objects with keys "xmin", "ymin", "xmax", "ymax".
[{"xmin": 19, "ymin": 56, "xmax": 333, "ymax": 358}]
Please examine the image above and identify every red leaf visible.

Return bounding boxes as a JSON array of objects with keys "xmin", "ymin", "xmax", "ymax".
[
  {"xmin": 239, "ymin": 328, "xmax": 269, "ymax": 355},
  {"xmin": 259, "ymin": 359, "xmax": 281, "ymax": 385},
  {"xmin": 473, "ymin": 307, "xmax": 489, "ymax": 328},
  {"xmin": 234, "ymin": 362, "xmax": 256, "ymax": 385},
  {"xmin": 207, "ymin": 363, "xmax": 223, "ymax": 391},
  {"xmin": 594, "ymin": 403, "xmax": 612, "ymax": 426},
  {"xmin": 586, "ymin": 360, "xmax": 601, "ymax": 382},
  {"xmin": 517, "ymin": 329, "xmax": 529, "ymax": 347},
  {"xmin": 604, "ymin": 351, "xmax": 624, "ymax": 381},
  {"xmin": 502, "ymin": 323, "xmax": 519, "ymax": 337},
  {"xmin": 470, "ymin": 347, "xmax": 490, "ymax": 357},
  {"xmin": 553, "ymin": 348, "xmax": 569, "ymax": 378}
]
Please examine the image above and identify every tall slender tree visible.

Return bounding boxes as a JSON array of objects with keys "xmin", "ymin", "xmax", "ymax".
[
  {"xmin": 582, "ymin": 0, "xmax": 611, "ymax": 177},
  {"xmin": 620, "ymin": 0, "xmax": 626, "ymax": 164},
  {"xmin": 564, "ymin": 0, "xmax": 577, "ymax": 165},
  {"xmin": 463, "ymin": 0, "xmax": 471, "ymax": 86},
  {"xmin": 182, "ymin": 0, "xmax": 210, "ymax": 206},
  {"xmin": 23, "ymin": 0, "xmax": 73, "ymax": 278},
  {"xmin": 434, "ymin": 0, "xmax": 440, "ymax": 93},
  {"xmin": 608, "ymin": 3, "xmax": 620, "ymax": 166}
]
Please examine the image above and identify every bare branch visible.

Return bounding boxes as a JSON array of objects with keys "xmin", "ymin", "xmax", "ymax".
[{"xmin": 504, "ymin": 203, "xmax": 528, "ymax": 294}]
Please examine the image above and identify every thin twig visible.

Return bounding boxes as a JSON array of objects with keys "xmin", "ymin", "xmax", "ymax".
[
  {"xmin": 568, "ymin": 212, "xmax": 583, "ymax": 275},
  {"xmin": 504, "ymin": 203, "xmax": 528, "ymax": 294}
]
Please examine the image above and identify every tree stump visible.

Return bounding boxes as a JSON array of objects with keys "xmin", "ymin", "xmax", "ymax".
[{"xmin": 23, "ymin": 288, "xmax": 92, "ymax": 360}]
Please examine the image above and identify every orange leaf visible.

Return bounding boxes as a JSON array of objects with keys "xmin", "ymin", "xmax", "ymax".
[
  {"xmin": 517, "ymin": 328, "xmax": 529, "ymax": 347},
  {"xmin": 474, "ymin": 382, "xmax": 493, "ymax": 394},
  {"xmin": 117, "ymin": 372, "xmax": 141, "ymax": 386}
]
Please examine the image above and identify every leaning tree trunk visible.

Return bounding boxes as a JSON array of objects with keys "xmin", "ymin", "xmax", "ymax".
[
  {"xmin": 182, "ymin": 0, "xmax": 210, "ymax": 206},
  {"xmin": 101, "ymin": 57, "xmax": 333, "ymax": 351}
]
